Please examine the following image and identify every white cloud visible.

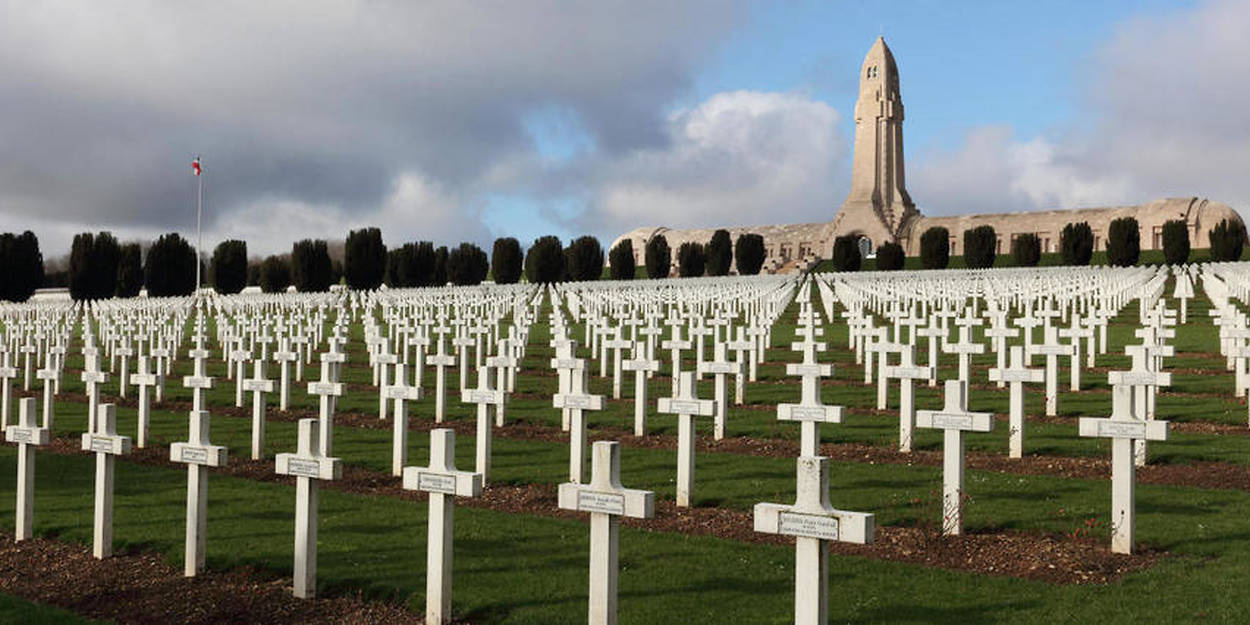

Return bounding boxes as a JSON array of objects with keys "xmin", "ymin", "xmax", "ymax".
[
  {"xmin": 579, "ymin": 90, "xmax": 846, "ymax": 234},
  {"xmin": 912, "ymin": 0, "xmax": 1250, "ymax": 219}
]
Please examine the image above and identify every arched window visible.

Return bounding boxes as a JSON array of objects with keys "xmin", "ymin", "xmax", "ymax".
[{"xmin": 858, "ymin": 236, "xmax": 874, "ymax": 258}]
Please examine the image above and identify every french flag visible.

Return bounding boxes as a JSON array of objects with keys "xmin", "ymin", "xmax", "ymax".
[{"xmin": 191, "ymin": 157, "xmax": 202, "ymax": 176}]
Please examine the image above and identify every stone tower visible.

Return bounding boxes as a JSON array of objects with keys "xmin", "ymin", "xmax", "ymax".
[{"xmin": 832, "ymin": 37, "xmax": 919, "ymax": 247}]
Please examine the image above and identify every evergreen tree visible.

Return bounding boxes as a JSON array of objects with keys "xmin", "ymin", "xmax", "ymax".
[
  {"xmin": 1209, "ymin": 218, "xmax": 1246, "ymax": 262},
  {"xmin": 447, "ymin": 242, "xmax": 489, "ymax": 285},
  {"xmin": 919, "ymin": 227, "xmax": 950, "ymax": 270},
  {"xmin": 705, "ymin": 229, "xmax": 733, "ymax": 276},
  {"xmin": 490, "ymin": 237, "xmax": 523, "ymax": 284},
  {"xmin": 433, "ymin": 246, "xmax": 449, "ymax": 286},
  {"xmin": 210, "ymin": 239, "xmax": 248, "ymax": 294},
  {"xmin": 609, "ymin": 239, "xmax": 635, "ymax": 280},
  {"xmin": 1060, "ymin": 222, "xmax": 1094, "ymax": 266},
  {"xmin": 144, "ymin": 233, "xmax": 197, "ymax": 297},
  {"xmin": 1161, "ymin": 220, "xmax": 1190, "ymax": 265},
  {"xmin": 344, "ymin": 227, "xmax": 386, "ymax": 290},
  {"xmin": 963, "ymin": 225, "xmax": 997, "ymax": 269},
  {"xmin": 524, "ymin": 236, "xmax": 565, "ymax": 284},
  {"xmin": 875, "ymin": 241, "xmax": 905, "ymax": 270},
  {"xmin": 677, "ymin": 242, "xmax": 705, "ymax": 277},
  {"xmin": 645, "ymin": 235, "xmax": 671, "ymax": 279},
  {"xmin": 291, "ymin": 239, "xmax": 333, "ymax": 292},
  {"xmin": 116, "ymin": 243, "xmax": 143, "ymax": 297},
  {"xmin": 566, "ymin": 236, "xmax": 604, "ymax": 281},
  {"xmin": 1106, "ymin": 217, "xmax": 1140, "ymax": 267},
  {"xmin": 734, "ymin": 233, "xmax": 765, "ymax": 275},
  {"xmin": 1011, "ymin": 233, "xmax": 1041, "ymax": 267},
  {"xmin": 260, "ymin": 255, "xmax": 291, "ymax": 293},
  {"xmin": 831, "ymin": 235, "xmax": 861, "ymax": 272}
]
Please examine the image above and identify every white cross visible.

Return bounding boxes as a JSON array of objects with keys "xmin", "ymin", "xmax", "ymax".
[
  {"xmin": 778, "ymin": 340, "xmax": 842, "ymax": 457},
  {"xmin": 697, "ymin": 342, "xmax": 743, "ymax": 440},
  {"xmin": 916, "ymin": 380, "xmax": 994, "ymax": 536},
  {"xmin": 170, "ymin": 408, "xmax": 228, "ymax": 577},
  {"xmin": 1059, "ymin": 318, "xmax": 1095, "ymax": 391},
  {"xmin": 725, "ymin": 327, "xmax": 755, "ymax": 403},
  {"xmin": 883, "ymin": 344, "xmax": 935, "ymax": 453},
  {"xmin": 6, "ymin": 397, "xmax": 49, "ymax": 541},
  {"xmin": 754, "ymin": 455, "xmax": 874, "ymax": 625},
  {"xmin": 620, "ymin": 342, "xmax": 660, "ymax": 436},
  {"xmin": 554, "ymin": 359, "xmax": 604, "ymax": 484},
  {"xmin": 428, "ymin": 333, "xmax": 457, "ymax": 423},
  {"xmin": 1027, "ymin": 325, "xmax": 1074, "ymax": 417},
  {"xmin": 557, "ymin": 441, "xmax": 654, "ymax": 625},
  {"xmin": 79, "ymin": 359, "xmax": 108, "ymax": 432},
  {"xmin": 942, "ymin": 324, "xmax": 985, "ymax": 384},
  {"xmin": 1113, "ymin": 346, "xmax": 1172, "ymax": 467},
  {"xmin": 307, "ymin": 361, "xmax": 344, "ymax": 457},
  {"xmin": 604, "ymin": 334, "xmax": 632, "ymax": 400},
  {"xmin": 485, "ymin": 350, "xmax": 516, "ymax": 426},
  {"xmin": 37, "ymin": 359, "xmax": 60, "ymax": 430},
  {"xmin": 183, "ymin": 344, "xmax": 215, "ymax": 413},
  {"xmin": 275, "ymin": 417, "xmax": 342, "ymax": 598},
  {"xmin": 80, "ymin": 403, "xmax": 132, "ymax": 559},
  {"xmin": 462, "ymin": 366, "xmax": 506, "ymax": 483},
  {"xmin": 130, "ymin": 356, "xmax": 163, "ymax": 448},
  {"xmin": 0, "ymin": 353, "xmax": 17, "ymax": 430},
  {"xmin": 384, "ymin": 362, "xmax": 424, "ymax": 476},
  {"xmin": 1078, "ymin": 384, "xmax": 1168, "ymax": 554},
  {"xmin": 916, "ymin": 322, "xmax": 945, "ymax": 387},
  {"xmin": 402, "ymin": 428, "xmax": 482, "ymax": 625},
  {"xmin": 242, "ymin": 360, "xmax": 275, "ymax": 460},
  {"xmin": 657, "ymin": 371, "xmax": 716, "ymax": 507},
  {"xmin": 987, "ymin": 345, "xmax": 1044, "ymax": 459},
  {"xmin": 661, "ymin": 325, "xmax": 692, "ymax": 396}
]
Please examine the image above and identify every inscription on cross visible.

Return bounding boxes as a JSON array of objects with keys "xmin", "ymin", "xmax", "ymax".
[
  {"xmin": 916, "ymin": 380, "xmax": 994, "ymax": 536},
  {"xmin": 657, "ymin": 371, "xmax": 716, "ymax": 507},
  {"xmin": 558, "ymin": 441, "xmax": 654, "ymax": 625},
  {"xmin": 754, "ymin": 455, "xmax": 874, "ymax": 625}
]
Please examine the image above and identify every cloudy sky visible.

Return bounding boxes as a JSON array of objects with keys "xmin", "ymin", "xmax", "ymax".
[{"xmin": 1, "ymin": 0, "xmax": 1245, "ymax": 259}]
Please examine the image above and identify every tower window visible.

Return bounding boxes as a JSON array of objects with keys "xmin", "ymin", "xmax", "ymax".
[{"xmin": 866, "ymin": 66, "xmax": 878, "ymax": 79}]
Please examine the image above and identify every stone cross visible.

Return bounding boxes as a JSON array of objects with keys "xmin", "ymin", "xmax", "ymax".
[
  {"xmin": 916, "ymin": 380, "xmax": 994, "ymax": 535},
  {"xmin": 1110, "ymin": 349, "xmax": 1172, "ymax": 467},
  {"xmin": 551, "ymin": 339, "xmax": 583, "ymax": 432},
  {"xmin": 403, "ymin": 429, "xmax": 482, "ymax": 625},
  {"xmin": 754, "ymin": 455, "xmax": 875, "ymax": 625},
  {"xmin": 384, "ymin": 362, "xmax": 423, "ymax": 476},
  {"xmin": 725, "ymin": 328, "xmax": 754, "ymax": 403},
  {"xmin": 6, "ymin": 397, "xmax": 49, "ymax": 541},
  {"xmin": 428, "ymin": 334, "xmax": 457, "ymax": 423},
  {"xmin": 661, "ymin": 325, "xmax": 692, "ymax": 395},
  {"xmin": 657, "ymin": 371, "xmax": 716, "ymax": 507},
  {"xmin": 558, "ymin": 441, "xmax": 654, "ymax": 625},
  {"xmin": 778, "ymin": 341, "xmax": 842, "ymax": 457},
  {"xmin": 0, "ymin": 353, "xmax": 17, "ymax": 430},
  {"xmin": 988, "ymin": 346, "xmax": 1044, "ymax": 459},
  {"xmin": 230, "ymin": 343, "xmax": 252, "ymax": 408},
  {"xmin": 462, "ymin": 367, "xmax": 506, "ymax": 482},
  {"xmin": 620, "ymin": 342, "xmax": 660, "ymax": 436},
  {"xmin": 603, "ymin": 332, "xmax": 632, "ymax": 399},
  {"xmin": 697, "ymin": 342, "xmax": 743, "ymax": 440},
  {"xmin": 1027, "ymin": 325, "xmax": 1074, "ymax": 416},
  {"xmin": 79, "ymin": 361, "xmax": 108, "ymax": 432},
  {"xmin": 452, "ymin": 333, "xmax": 475, "ymax": 391},
  {"xmin": 37, "ymin": 360, "xmax": 59, "ymax": 430},
  {"xmin": 275, "ymin": 418, "xmax": 342, "ymax": 599},
  {"xmin": 242, "ymin": 360, "xmax": 275, "ymax": 460},
  {"xmin": 942, "ymin": 324, "xmax": 985, "ymax": 384},
  {"xmin": 273, "ymin": 340, "xmax": 299, "ymax": 411},
  {"xmin": 130, "ymin": 356, "xmax": 163, "ymax": 448},
  {"xmin": 1059, "ymin": 318, "xmax": 1095, "ymax": 391},
  {"xmin": 81, "ymin": 403, "xmax": 132, "ymax": 559},
  {"xmin": 170, "ymin": 409, "xmax": 228, "ymax": 577},
  {"xmin": 883, "ymin": 344, "xmax": 935, "ymax": 453},
  {"xmin": 484, "ymin": 351, "xmax": 516, "ymax": 426},
  {"xmin": 1078, "ymin": 385, "xmax": 1168, "ymax": 554},
  {"xmin": 115, "ymin": 343, "xmax": 134, "ymax": 398},
  {"xmin": 982, "ymin": 322, "xmax": 1019, "ymax": 388},
  {"xmin": 183, "ymin": 344, "xmax": 215, "ymax": 413},
  {"xmin": 307, "ymin": 361, "xmax": 344, "ymax": 457},
  {"xmin": 553, "ymin": 360, "xmax": 604, "ymax": 484},
  {"xmin": 916, "ymin": 322, "xmax": 945, "ymax": 387},
  {"xmin": 374, "ymin": 350, "xmax": 398, "ymax": 421}
]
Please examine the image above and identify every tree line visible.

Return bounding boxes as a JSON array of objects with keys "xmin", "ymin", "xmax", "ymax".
[
  {"xmin": 828, "ymin": 218, "xmax": 1247, "ymax": 272},
  {"xmin": 51, "ymin": 227, "xmax": 771, "ymax": 300}
]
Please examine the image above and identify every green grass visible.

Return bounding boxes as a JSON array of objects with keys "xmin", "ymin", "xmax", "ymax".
[
  {"xmin": 0, "ymin": 593, "xmax": 106, "ymax": 624},
  {"xmin": 6, "ymin": 278, "xmax": 1250, "ymax": 622}
]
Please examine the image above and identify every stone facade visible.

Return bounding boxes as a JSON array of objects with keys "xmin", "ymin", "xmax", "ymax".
[{"xmin": 612, "ymin": 38, "xmax": 1245, "ymax": 274}]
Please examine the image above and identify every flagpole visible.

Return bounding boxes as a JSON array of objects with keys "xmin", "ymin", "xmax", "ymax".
[{"xmin": 195, "ymin": 159, "xmax": 203, "ymax": 293}]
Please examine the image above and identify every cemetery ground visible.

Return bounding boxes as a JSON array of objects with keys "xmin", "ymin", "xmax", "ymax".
[{"xmin": 1, "ymin": 284, "xmax": 1249, "ymax": 623}]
